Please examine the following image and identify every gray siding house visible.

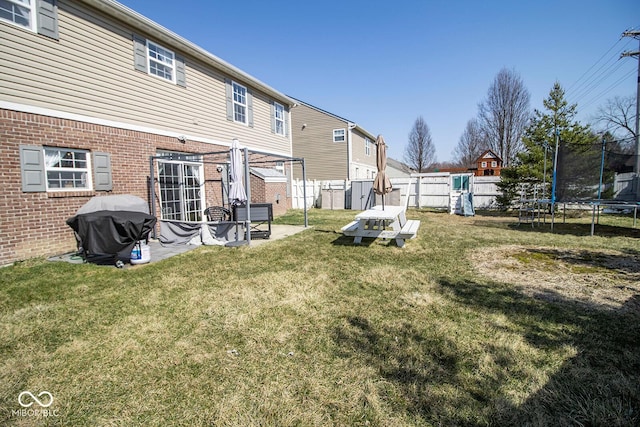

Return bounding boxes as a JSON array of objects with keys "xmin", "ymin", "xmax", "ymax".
[
  {"xmin": 290, "ymin": 99, "xmax": 377, "ymax": 181},
  {"xmin": 386, "ymin": 158, "xmax": 414, "ymax": 178},
  {"xmin": 0, "ymin": 0, "xmax": 295, "ymax": 265}
]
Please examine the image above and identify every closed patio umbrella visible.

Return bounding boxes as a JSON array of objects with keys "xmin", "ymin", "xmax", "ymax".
[
  {"xmin": 373, "ymin": 135, "xmax": 393, "ymax": 209},
  {"xmin": 229, "ymin": 138, "xmax": 247, "ymax": 206}
]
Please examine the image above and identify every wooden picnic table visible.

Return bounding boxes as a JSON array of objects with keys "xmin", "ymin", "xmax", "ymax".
[{"xmin": 342, "ymin": 205, "xmax": 420, "ymax": 248}]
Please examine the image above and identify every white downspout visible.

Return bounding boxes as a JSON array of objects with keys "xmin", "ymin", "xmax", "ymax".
[{"xmin": 347, "ymin": 123, "xmax": 356, "ymax": 180}]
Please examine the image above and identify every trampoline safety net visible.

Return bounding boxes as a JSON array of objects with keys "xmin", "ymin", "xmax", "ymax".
[{"xmin": 556, "ymin": 139, "xmax": 637, "ymax": 202}]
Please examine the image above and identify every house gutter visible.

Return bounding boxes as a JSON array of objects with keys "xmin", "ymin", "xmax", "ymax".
[{"xmin": 80, "ymin": 0, "xmax": 296, "ymax": 108}]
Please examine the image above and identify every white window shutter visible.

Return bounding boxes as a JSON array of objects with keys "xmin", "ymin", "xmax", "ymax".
[{"xmin": 19, "ymin": 145, "xmax": 46, "ymax": 192}]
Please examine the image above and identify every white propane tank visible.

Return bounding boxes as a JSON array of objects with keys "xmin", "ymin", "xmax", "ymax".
[{"xmin": 130, "ymin": 241, "xmax": 151, "ymax": 264}]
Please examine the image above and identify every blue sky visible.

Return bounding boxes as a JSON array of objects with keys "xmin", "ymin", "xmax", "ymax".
[{"xmin": 118, "ymin": 0, "xmax": 639, "ymax": 162}]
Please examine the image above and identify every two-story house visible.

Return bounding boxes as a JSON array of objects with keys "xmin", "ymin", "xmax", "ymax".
[
  {"xmin": 289, "ymin": 98, "xmax": 377, "ymax": 181},
  {"xmin": 0, "ymin": 0, "xmax": 296, "ymax": 265}
]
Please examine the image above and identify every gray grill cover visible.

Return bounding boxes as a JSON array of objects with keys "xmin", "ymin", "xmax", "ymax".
[{"xmin": 67, "ymin": 195, "xmax": 155, "ymax": 265}]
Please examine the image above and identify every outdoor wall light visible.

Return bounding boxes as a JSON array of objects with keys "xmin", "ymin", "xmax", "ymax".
[
  {"xmin": 177, "ymin": 135, "xmax": 186, "ymax": 143},
  {"xmin": 301, "ymin": 123, "xmax": 307, "ymax": 130},
  {"xmin": 275, "ymin": 193, "xmax": 281, "ymax": 204},
  {"xmin": 216, "ymin": 165, "xmax": 224, "ymax": 173}
]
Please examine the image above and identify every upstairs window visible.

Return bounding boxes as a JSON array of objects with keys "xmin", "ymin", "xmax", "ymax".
[
  {"xmin": 491, "ymin": 160, "xmax": 497, "ymax": 167},
  {"xmin": 133, "ymin": 35, "xmax": 185, "ymax": 86},
  {"xmin": 147, "ymin": 40, "xmax": 175, "ymax": 83},
  {"xmin": 1, "ymin": 0, "xmax": 35, "ymax": 30},
  {"xmin": 481, "ymin": 161, "xmax": 487, "ymax": 168},
  {"xmin": 333, "ymin": 129, "xmax": 345, "ymax": 143},
  {"xmin": 233, "ymin": 82, "xmax": 247, "ymax": 124},
  {"xmin": 365, "ymin": 138, "xmax": 371, "ymax": 156},
  {"xmin": 274, "ymin": 102, "xmax": 285, "ymax": 135},
  {"xmin": 44, "ymin": 147, "xmax": 92, "ymax": 190}
]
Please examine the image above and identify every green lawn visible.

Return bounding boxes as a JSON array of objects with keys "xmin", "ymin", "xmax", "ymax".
[{"xmin": 1, "ymin": 209, "xmax": 639, "ymax": 426}]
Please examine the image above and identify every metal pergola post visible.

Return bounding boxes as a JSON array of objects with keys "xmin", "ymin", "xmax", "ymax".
[
  {"xmin": 149, "ymin": 155, "xmax": 157, "ymax": 238},
  {"xmin": 244, "ymin": 146, "xmax": 251, "ymax": 246}
]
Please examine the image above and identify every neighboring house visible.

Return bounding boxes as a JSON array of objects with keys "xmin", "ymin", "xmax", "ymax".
[
  {"xmin": 386, "ymin": 158, "xmax": 414, "ymax": 178},
  {"xmin": 428, "ymin": 150, "xmax": 503, "ymax": 177},
  {"xmin": 0, "ymin": 0, "xmax": 296, "ymax": 265},
  {"xmin": 290, "ymin": 98, "xmax": 377, "ymax": 181},
  {"xmin": 476, "ymin": 150, "xmax": 503, "ymax": 176}
]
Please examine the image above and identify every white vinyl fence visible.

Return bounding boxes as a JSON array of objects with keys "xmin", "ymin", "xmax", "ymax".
[
  {"xmin": 614, "ymin": 172, "xmax": 637, "ymax": 200},
  {"xmin": 291, "ymin": 172, "xmax": 635, "ymax": 210},
  {"xmin": 291, "ymin": 174, "xmax": 501, "ymax": 211}
]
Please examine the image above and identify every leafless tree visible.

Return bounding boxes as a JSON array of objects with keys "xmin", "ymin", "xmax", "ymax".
[
  {"xmin": 478, "ymin": 68, "xmax": 531, "ymax": 166},
  {"xmin": 404, "ymin": 116, "xmax": 436, "ymax": 173},
  {"xmin": 452, "ymin": 118, "xmax": 489, "ymax": 167},
  {"xmin": 592, "ymin": 95, "xmax": 637, "ymax": 143}
]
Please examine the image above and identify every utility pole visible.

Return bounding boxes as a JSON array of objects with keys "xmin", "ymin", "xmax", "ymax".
[{"xmin": 620, "ymin": 29, "xmax": 640, "ymax": 198}]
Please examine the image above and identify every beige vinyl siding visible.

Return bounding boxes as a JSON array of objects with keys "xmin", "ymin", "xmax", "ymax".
[
  {"xmin": 291, "ymin": 104, "xmax": 348, "ymax": 180},
  {"xmin": 0, "ymin": 0, "xmax": 290, "ymax": 155},
  {"xmin": 350, "ymin": 130, "xmax": 376, "ymax": 168},
  {"xmin": 349, "ymin": 130, "xmax": 377, "ymax": 179}
]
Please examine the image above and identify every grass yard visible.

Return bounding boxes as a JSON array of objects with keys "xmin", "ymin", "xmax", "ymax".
[{"xmin": 1, "ymin": 209, "xmax": 639, "ymax": 426}]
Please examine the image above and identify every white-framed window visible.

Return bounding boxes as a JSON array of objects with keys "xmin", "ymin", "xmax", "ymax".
[
  {"xmin": 365, "ymin": 138, "xmax": 371, "ymax": 156},
  {"xmin": 333, "ymin": 129, "xmax": 345, "ymax": 143},
  {"xmin": 147, "ymin": 40, "xmax": 175, "ymax": 83},
  {"xmin": 275, "ymin": 161, "xmax": 285, "ymax": 173},
  {"xmin": 44, "ymin": 147, "xmax": 92, "ymax": 191},
  {"xmin": 274, "ymin": 102, "xmax": 285, "ymax": 135},
  {"xmin": 233, "ymin": 82, "xmax": 248, "ymax": 124},
  {"xmin": 0, "ymin": 0, "xmax": 36, "ymax": 31},
  {"xmin": 491, "ymin": 160, "xmax": 497, "ymax": 167},
  {"xmin": 481, "ymin": 161, "xmax": 487, "ymax": 168}
]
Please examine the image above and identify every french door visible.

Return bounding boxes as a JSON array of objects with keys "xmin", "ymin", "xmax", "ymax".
[{"xmin": 157, "ymin": 152, "xmax": 204, "ymax": 221}]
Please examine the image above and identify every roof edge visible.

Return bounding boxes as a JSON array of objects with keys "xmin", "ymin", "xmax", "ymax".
[
  {"xmin": 288, "ymin": 96, "xmax": 376, "ymax": 140},
  {"xmin": 81, "ymin": 0, "xmax": 296, "ymax": 107}
]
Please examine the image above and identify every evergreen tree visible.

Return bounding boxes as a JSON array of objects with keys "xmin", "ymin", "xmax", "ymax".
[{"xmin": 496, "ymin": 82, "xmax": 595, "ymax": 208}]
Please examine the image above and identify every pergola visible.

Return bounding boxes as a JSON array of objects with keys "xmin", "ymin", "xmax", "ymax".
[{"xmin": 148, "ymin": 145, "xmax": 308, "ymax": 246}]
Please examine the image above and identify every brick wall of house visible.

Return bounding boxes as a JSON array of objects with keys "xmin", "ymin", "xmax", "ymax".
[
  {"xmin": 249, "ymin": 174, "xmax": 289, "ymax": 217},
  {"xmin": 264, "ymin": 181, "xmax": 290, "ymax": 216},
  {"xmin": 0, "ymin": 109, "xmax": 289, "ymax": 265},
  {"xmin": 250, "ymin": 173, "xmax": 266, "ymax": 205}
]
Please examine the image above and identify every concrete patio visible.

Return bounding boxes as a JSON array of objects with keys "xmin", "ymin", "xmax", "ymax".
[{"xmin": 49, "ymin": 224, "xmax": 308, "ymax": 267}]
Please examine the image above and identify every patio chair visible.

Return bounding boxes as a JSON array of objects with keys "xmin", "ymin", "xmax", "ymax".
[{"xmin": 204, "ymin": 206, "xmax": 231, "ymax": 222}]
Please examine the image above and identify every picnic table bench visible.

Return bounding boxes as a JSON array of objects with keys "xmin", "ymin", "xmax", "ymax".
[{"xmin": 341, "ymin": 182, "xmax": 420, "ymax": 247}]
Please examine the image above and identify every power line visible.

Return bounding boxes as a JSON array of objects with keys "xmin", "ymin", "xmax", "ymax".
[
  {"xmin": 578, "ymin": 67, "xmax": 637, "ymax": 112},
  {"xmin": 566, "ymin": 39, "xmax": 634, "ymax": 103},
  {"xmin": 565, "ymin": 37, "xmax": 629, "ymax": 96}
]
